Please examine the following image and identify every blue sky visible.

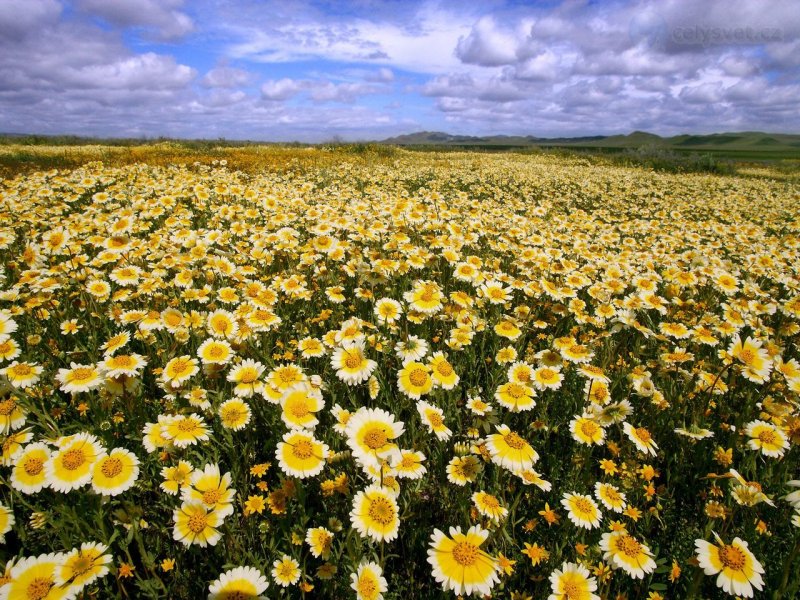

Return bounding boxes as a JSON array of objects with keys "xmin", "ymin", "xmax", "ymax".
[{"xmin": 1, "ymin": 0, "xmax": 798, "ymax": 141}]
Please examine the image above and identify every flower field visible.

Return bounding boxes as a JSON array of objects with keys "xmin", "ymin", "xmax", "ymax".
[{"xmin": 0, "ymin": 147, "xmax": 799, "ymax": 599}]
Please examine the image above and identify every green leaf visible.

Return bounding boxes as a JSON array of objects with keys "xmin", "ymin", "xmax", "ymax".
[{"xmin": 650, "ymin": 582, "xmax": 668, "ymax": 591}]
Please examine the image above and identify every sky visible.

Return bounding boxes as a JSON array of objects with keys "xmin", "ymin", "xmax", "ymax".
[{"xmin": 0, "ymin": 0, "xmax": 798, "ymax": 141}]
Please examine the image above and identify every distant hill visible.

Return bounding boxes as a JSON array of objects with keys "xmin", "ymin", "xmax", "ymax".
[
  {"xmin": 382, "ymin": 131, "xmax": 607, "ymax": 146},
  {"xmin": 381, "ymin": 130, "xmax": 800, "ymax": 155}
]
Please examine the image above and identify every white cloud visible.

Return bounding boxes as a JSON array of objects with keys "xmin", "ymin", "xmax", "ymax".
[
  {"xmin": 310, "ymin": 81, "xmax": 380, "ymax": 103},
  {"xmin": 1, "ymin": 0, "xmax": 799, "ymax": 140},
  {"xmin": 366, "ymin": 68, "xmax": 395, "ymax": 82},
  {"xmin": 77, "ymin": 0, "xmax": 194, "ymax": 40},
  {"xmin": 224, "ymin": 5, "xmax": 473, "ymax": 74},
  {"xmin": 513, "ymin": 50, "xmax": 562, "ymax": 81},
  {"xmin": 719, "ymin": 55, "xmax": 760, "ymax": 77},
  {"xmin": 455, "ymin": 16, "xmax": 521, "ymax": 66},
  {"xmin": 202, "ymin": 65, "xmax": 252, "ymax": 88},
  {"xmin": 261, "ymin": 78, "xmax": 306, "ymax": 101},
  {"xmin": 200, "ymin": 89, "xmax": 248, "ymax": 107},
  {"xmin": 63, "ymin": 53, "xmax": 196, "ymax": 90},
  {"xmin": 409, "ymin": 0, "xmax": 800, "ymax": 135},
  {"xmin": 0, "ymin": 0, "xmax": 61, "ymax": 39}
]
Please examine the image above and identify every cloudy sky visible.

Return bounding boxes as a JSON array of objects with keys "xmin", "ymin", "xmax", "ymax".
[{"xmin": 1, "ymin": 0, "xmax": 798, "ymax": 141}]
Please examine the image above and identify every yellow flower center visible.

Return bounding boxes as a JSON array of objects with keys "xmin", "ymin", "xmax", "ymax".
[
  {"xmin": 62, "ymin": 448, "xmax": 86, "ymax": 470},
  {"xmin": 574, "ymin": 497, "xmax": 594, "ymax": 516},
  {"xmin": 452, "ymin": 541, "xmax": 479, "ymax": 566},
  {"xmin": 562, "ymin": 580, "xmax": 580, "ymax": 598},
  {"xmin": 69, "ymin": 367, "xmax": 95, "ymax": 382},
  {"xmin": 164, "ymin": 312, "xmax": 182, "ymax": 327},
  {"xmin": 616, "ymin": 534, "xmax": 642, "ymax": 558},
  {"xmin": 211, "ymin": 317, "xmax": 231, "ymax": 333},
  {"xmin": 719, "ymin": 544, "xmax": 747, "ymax": 571},
  {"xmin": 436, "ymin": 361, "xmax": 454, "ymax": 377},
  {"xmin": 289, "ymin": 400, "xmax": 310, "ymax": 418},
  {"xmin": 101, "ymin": 457, "xmax": 124, "ymax": 478},
  {"xmin": 344, "ymin": 352, "xmax": 363, "ymax": 370},
  {"xmin": 738, "ymin": 348, "xmax": 755, "ymax": 365},
  {"xmin": 539, "ymin": 368, "xmax": 557, "ymax": 382},
  {"xmin": 169, "ymin": 359, "xmax": 191, "ymax": 377},
  {"xmin": 408, "ymin": 368, "xmax": 428, "ymax": 387},
  {"xmin": 757, "ymin": 429, "xmax": 776, "ymax": 445},
  {"xmin": 367, "ymin": 497, "xmax": 395, "ymax": 526},
  {"xmin": 202, "ymin": 489, "xmax": 221, "ymax": 505},
  {"xmin": 71, "ymin": 554, "xmax": 94, "ymax": 576},
  {"xmin": 292, "ymin": 440, "xmax": 314, "ymax": 460},
  {"xmin": 453, "ymin": 461, "xmax": 473, "ymax": 478},
  {"xmin": 580, "ymin": 421, "xmax": 599, "ymax": 437},
  {"xmin": 187, "ymin": 511, "xmax": 208, "ymax": 533},
  {"xmin": 427, "ymin": 411, "xmax": 444, "ymax": 428},
  {"xmin": 110, "ymin": 355, "xmax": 134, "ymax": 368},
  {"xmin": 363, "ymin": 428, "xmax": 388, "ymax": 450},
  {"xmin": 514, "ymin": 369, "xmax": 531, "ymax": 383},
  {"xmin": 26, "ymin": 577, "xmax": 53, "ymax": 600},
  {"xmin": 220, "ymin": 591, "xmax": 251, "ymax": 600},
  {"xmin": 419, "ymin": 288, "xmax": 435, "ymax": 302},
  {"xmin": 208, "ymin": 345, "xmax": 225, "ymax": 359},
  {"xmin": 278, "ymin": 369, "xmax": 298, "ymax": 384},
  {"xmin": 504, "ymin": 431, "xmax": 525, "ymax": 450},
  {"xmin": 177, "ymin": 419, "xmax": 198, "ymax": 433},
  {"xmin": 239, "ymin": 369, "xmax": 258, "ymax": 384},
  {"xmin": 278, "ymin": 562, "xmax": 296, "ymax": 578},
  {"xmin": 0, "ymin": 398, "xmax": 15, "ymax": 415},
  {"xmin": 24, "ymin": 457, "xmax": 44, "ymax": 476},
  {"xmin": 357, "ymin": 574, "xmax": 378, "ymax": 598},
  {"xmin": 635, "ymin": 427, "xmax": 652, "ymax": 443},
  {"xmin": 11, "ymin": 364, "xmax": 32, "ymax": 376},
  {"xmin": 506, "ymin": 383, "xmax": 526, "ymax": 399},
  {"xmin": 481, "ymin": 494, "xmax": 500, "ymax": 510}
]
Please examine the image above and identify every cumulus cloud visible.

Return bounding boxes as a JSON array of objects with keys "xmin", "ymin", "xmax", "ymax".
[
  {"xmin": 455, "ymin": 16, "xmax": 521, "ymax": 67},
  {"xmin": 1, "ymin": 0, "xmax": 798, "ymax": 140},
  {"xmin": 366, "ymin": 68, "xmax": 395, "ymax": 82},
  {"xmin": 77, "ymin": 0, "xmax": 194, "ymax": 40},
  {"xmin": 513, "ymin": 50, "xmax": 562, "ymax": 81},
  {"xmin": 0, "ymin": 1, "xmax": 200, "ymax": 138},
  {"xmin": 202, "ymin": 65, "xmax": 252, "ymax": 88},
  {"xmin": 261, "ymin": 78, "xmax": 307, "ymax": 101},
  {"xmin": 0, "ymin": 0, "xmax": 61, "ymax": 39},
  {"xmin": 223, "ymin": 3, "xmax": 474, "ymax": 74},
  {"xmin": 418, "ymin": 0, "xmax": 800, "ymax": 135},
  {"xmin": 310, "ymin": 81, "xmax": 380, "ymax": 103},
  {"xmin": 61, "ymin": 53, "xmax": 196, "ymax": 90}
]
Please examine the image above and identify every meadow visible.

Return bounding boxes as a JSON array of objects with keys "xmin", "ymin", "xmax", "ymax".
[{"xmin": 0, "ymin": 145, "xmax": 799, "ymax": 599}]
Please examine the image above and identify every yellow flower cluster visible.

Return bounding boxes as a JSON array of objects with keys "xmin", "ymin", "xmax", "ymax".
[{"xmin": 0, "ymin": 148, "xmax": 798, "ymax": 598}]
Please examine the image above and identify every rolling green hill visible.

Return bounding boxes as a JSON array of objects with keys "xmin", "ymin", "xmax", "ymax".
[{"xmin": 381, "ymin": 130, "xmax": 800, "ymax": 157}]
